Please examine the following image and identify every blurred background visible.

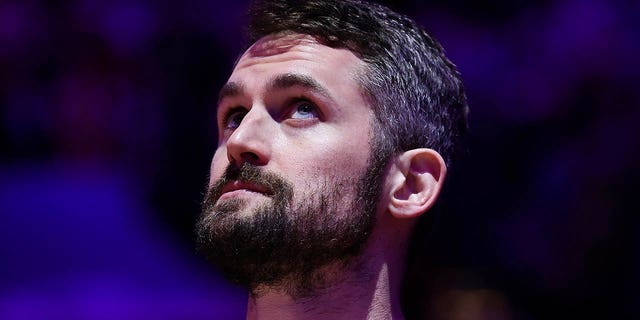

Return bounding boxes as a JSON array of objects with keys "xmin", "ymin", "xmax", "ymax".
[{"xmin": 0, "ymin": 0, "xmax": 638, "ymax": 319}]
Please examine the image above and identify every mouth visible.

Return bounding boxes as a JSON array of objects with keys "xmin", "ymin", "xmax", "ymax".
[{"xmin": 218, "ymin": 180, "xmax": 272, "ymax": 200}]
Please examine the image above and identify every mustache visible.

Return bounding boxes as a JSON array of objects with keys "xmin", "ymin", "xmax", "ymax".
[{"xmin": 205, "ymin": 163, "xmax": 294, "ymax": 206}]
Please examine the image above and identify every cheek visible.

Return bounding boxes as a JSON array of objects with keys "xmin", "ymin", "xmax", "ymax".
[
  {"xmin": 320, "ymin": 130, "xmax": 371, "ymax": 171},
  {"xmin": 208, "ymin": 147, "xmax": 228, "ymax": 187},
  {"xmin": 286, "ymin": 136, "xmax": 370, "ymax": 188}
]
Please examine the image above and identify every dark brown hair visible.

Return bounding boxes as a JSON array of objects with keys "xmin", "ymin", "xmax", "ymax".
[{"xmin": 247, "ymin": 0, "xmax": 469, "ymax": 167}]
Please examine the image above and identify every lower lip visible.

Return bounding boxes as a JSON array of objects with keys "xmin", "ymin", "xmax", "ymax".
[{"xmin": 218, "ymin": 189, "xmax": 267, "ymax": 201}]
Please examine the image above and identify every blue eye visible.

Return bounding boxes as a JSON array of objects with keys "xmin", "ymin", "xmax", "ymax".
[
  {"xmin": 290, "ymin": 101, "xmax": 319, "ymax": 119},
  {"xmin": 224, "ymin": 109, "xmax": 246, "ymax": 129}
]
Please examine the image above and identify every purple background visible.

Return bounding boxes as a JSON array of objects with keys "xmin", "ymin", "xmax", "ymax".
[{"xmin": 1, "ymin": 0, "xmax": 638, "ymax": 319}]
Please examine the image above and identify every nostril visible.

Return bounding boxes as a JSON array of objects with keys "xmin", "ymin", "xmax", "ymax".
[{"xmin": 240, "ymin": 152, "xmax": 260, "ymax": 163}]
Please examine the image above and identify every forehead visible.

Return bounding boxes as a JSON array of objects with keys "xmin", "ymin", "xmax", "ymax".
[{"xmin": 228, "ymin": 33, "xmax": 367, "ymax": 92}]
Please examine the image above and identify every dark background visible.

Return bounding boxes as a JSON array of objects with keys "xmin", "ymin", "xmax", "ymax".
[{"xmin": 1, "ymin": 0, "xmax": 638, "ymax": 319}]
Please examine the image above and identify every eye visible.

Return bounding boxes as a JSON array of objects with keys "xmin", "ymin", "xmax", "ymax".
[
  {"xmin": 290, "ymin": 100, "xmax": 320, "ymax": 120},
  {"xmin": 223, "ymin": 108, "xmax": 247, "ymax": 130}
]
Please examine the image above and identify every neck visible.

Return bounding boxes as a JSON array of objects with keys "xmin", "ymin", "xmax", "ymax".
[{"xmin": 245, "ymin": 242, "xmax": 407, "ymax": 320}]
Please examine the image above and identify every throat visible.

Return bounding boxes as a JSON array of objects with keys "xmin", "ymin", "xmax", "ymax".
[{"xmin": 246, "ymin": 260, "xmax": 404, "ymax": 320}]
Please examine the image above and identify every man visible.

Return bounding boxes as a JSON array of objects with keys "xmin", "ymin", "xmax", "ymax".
[{"xmin": 196, "ymin": 0, "xmax": 468, "ymax": 318}]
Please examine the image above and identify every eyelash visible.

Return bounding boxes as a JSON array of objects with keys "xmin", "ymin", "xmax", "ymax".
[
  {"xmin": 220, "ymin": 107, "xmax": 247, "ymax": 130},
  {"xmin": 288, "ymin": 98, "xmax": 321, "ymax": 119},
  {"xmin": 219, "ymin": 97, "xmax": 321, "ymax": 130}
]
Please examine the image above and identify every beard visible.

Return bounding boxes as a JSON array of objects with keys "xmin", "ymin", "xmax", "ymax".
[{"xmin": 195, "ymin": 142, "xmax": 389, "ymax": 298}]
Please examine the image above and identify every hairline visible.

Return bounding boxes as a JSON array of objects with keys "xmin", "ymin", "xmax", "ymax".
[{"xmin": 233, "ymin": 30, "xmax": 387, "ymax": 130}]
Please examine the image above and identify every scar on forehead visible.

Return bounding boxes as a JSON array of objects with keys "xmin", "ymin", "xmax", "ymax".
[{"xmin": 248, "ymin": 33, "xmax": 317, "ymax": 57}]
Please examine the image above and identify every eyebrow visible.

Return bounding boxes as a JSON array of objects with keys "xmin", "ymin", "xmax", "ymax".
[
  {"xmin": 217, "ymin": 81, "xmax": 245, "ymax": 105},
  {"xmin": 217, "ymin": 72, "xmax": 334, "ymax": 106},
  {"xmin": 267, "ymin": 73, "xmax": 333, "ymax": 101}
]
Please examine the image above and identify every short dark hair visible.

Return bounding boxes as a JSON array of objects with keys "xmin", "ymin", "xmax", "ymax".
[{"xmin": 247, "ymin": 0, "xmax": 469, "ymax": 167}]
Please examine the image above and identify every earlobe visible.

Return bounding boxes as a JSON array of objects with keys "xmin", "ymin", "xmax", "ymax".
[{"xmin": 388, "ymin": 149, "xmax": 447, "ymax": 219}]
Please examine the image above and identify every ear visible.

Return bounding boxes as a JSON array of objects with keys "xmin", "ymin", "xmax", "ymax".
[{"xmin": 387, "ymin": 148, "xmax": 447, "ymax": 219}]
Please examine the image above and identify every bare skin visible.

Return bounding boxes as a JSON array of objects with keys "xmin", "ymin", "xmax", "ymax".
[{"xmin": 212, "ymin": 33, "xmax": 447, "ymax": 320}]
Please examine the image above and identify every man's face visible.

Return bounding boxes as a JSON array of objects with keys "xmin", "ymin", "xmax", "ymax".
[
  {"xmin": 211, "ymin": 33, "xmax": 374, "ymax": 210},
  {"xmin": 197, "ymin": 33, "xmax": 385, "ymax": 295}
]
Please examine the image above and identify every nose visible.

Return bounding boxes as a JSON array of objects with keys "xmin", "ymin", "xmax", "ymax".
[{"xmin": 225, "ymin": 107, "xmax": 272, "ymax": 167}]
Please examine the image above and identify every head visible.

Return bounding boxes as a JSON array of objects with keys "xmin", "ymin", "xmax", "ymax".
[
  {"xmin": 196, "ymin": 0, "xmax": 468, "ymax": 298},
  {"xmin": 247, "ymin": 0, "xmax": 469, "ymax": 166}
]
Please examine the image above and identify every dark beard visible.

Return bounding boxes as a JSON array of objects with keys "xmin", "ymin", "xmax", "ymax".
[{"xmin": 196, "ymin": 145, "xmax": 388, "ymax": 298}]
